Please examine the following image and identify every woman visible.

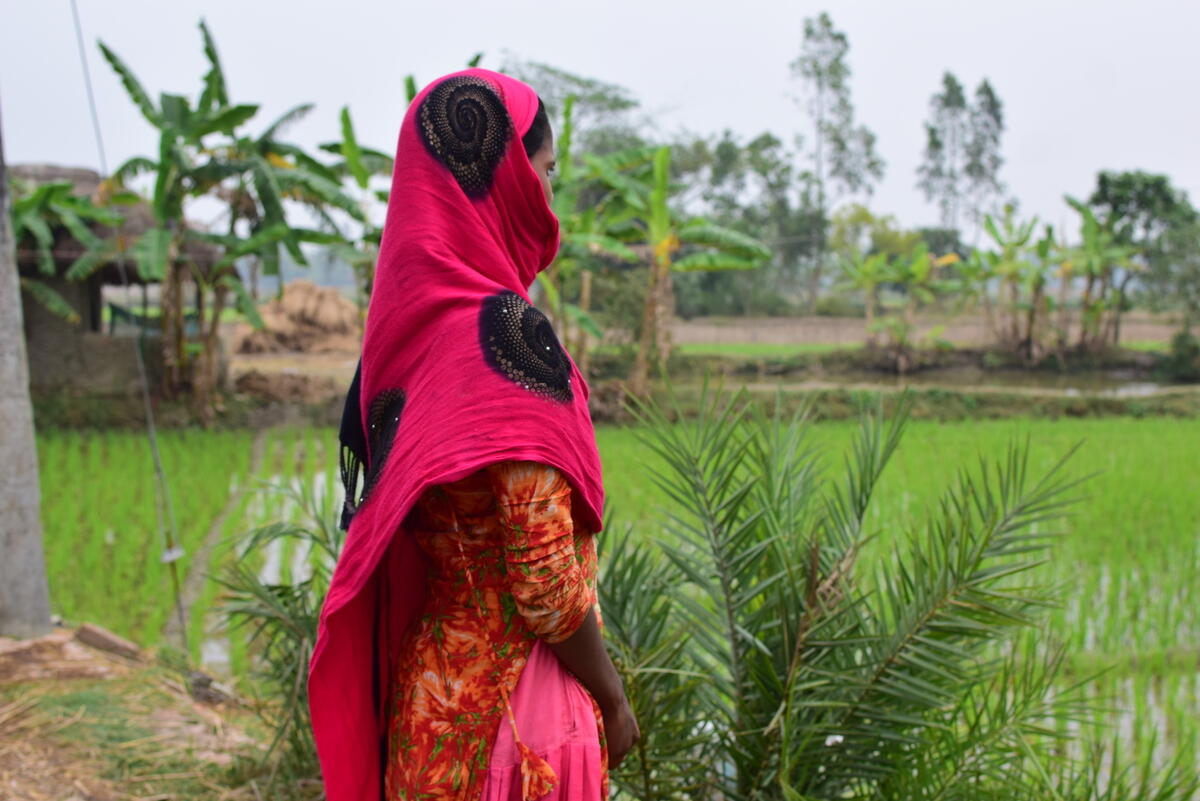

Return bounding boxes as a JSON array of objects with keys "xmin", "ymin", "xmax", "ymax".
[{"xmin": 308, "ymin": 68, "xmax": 638, "ymax": 801}]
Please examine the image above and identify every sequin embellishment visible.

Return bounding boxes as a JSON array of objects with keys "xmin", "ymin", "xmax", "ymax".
[
  {"xmin": 418, "ymin": 76, "xmax": 511, "ymax": 198},
  {"xmin": 479, "ymin": 291, "xmax": 573, "ymax": 403},
  {"xmin": 359, "ymin": 388, "xmax": 407, "ymax": 507}
]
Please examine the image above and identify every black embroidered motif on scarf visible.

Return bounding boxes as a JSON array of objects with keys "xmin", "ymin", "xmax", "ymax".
[
  {"xmin": 418, "ymin": 76, "xmax": 511, "ymax": 198},
  {"xmin": 479, "ymin": 291, "xmax": 573, "ymax": 403},
  {"xmin": 358, "ymin": 388, "xmax": 407, "ymax": 509}
]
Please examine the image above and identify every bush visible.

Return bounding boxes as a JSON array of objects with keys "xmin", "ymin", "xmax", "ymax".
[
  {"xmin": 673, "ymin": 271, "xmax": 799, "ymax": 318},
  {"xmin": 1159, "ymin": 330, "xmax": 1200, "ymax": 382},
  {"xmin": 220, "ymin": 481, "xmax": 342, "ymax": 791},
  {"xmin": 602, "ymin": 384, "xmax": 1198, "ymax": 800},
  {"xmin": 813, "ymin": 293, "xmax": 865, "ymax": 317}
]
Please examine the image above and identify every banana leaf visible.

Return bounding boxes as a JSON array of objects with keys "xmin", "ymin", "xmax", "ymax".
[{"xmin": 20, "ymin": 278, "xmax": 81, "ymax": 323}]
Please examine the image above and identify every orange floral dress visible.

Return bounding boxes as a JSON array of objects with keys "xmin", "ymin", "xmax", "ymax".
[{"xmin": 385, "ymin": 460, "xmax": 607, "ymax": 801}]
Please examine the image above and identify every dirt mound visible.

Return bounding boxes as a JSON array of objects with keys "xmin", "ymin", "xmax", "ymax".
[
  {"xmin": 234, "ymin": 368, "xmax": 341, "ymax": 403},
  {"xmin": 236, "ymin": 280, "xmax": 361, "ymax": 354},
  {"xmin": 0, "ymin": 629, "xmax": 135, "ymax": 684}
]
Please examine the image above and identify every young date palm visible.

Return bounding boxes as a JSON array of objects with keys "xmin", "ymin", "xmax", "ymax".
[
  {"xmin": 220, "ymin": 478, "xmax": 344, "ymax": 788},
  {"xmin": 603, "ymin": 383, "xmax": 1197, "ymax": 800}
]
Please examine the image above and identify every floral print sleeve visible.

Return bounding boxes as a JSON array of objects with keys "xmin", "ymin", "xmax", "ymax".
[
  {"xmin": 386, "ymin": 460, "xmax": 604, "ymax": 801},
  {"xmin": 486, "ymin": 460, "xmax": 595, "ymax": 643}
]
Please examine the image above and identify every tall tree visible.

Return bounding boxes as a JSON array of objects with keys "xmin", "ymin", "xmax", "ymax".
[
  {"xmin": 790, "ymin": 11, "xmax": 884, "ymax": 312},
  {"xmin": 1087, "ymin": 170, "xmax": 1197, "ymax": 338},
  {"xmin": 502, "ymin": 59, "xmax": 644, "ymax": 155},
  {"xmin": 965, "ymin": 79, "xmax": 1006, "ymax": 226},
  {"xmin": 919, "ymin": 73, "xmax": 1006, "ymax": 237},
  {"xmin": 917, "ymin": 72, "xmax": 969, "ymax": 233},
  {"xmin": 0, "ymin": 108, "xmax": 52, "ymax": 638}
]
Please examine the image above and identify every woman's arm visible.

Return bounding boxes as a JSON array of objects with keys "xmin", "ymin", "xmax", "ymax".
[
  {"xmin": 487, "ymin": 460, "xmax": 640, "ymax": 767},
  {"xmin": 546, "ymin": 607, "xmax": 640, "ymax": 768}
]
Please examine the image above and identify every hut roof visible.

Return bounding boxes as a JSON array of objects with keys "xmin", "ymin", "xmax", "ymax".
[{"xmin": 11, "ymin": 163, "xmax": 223, "ymax": 285}]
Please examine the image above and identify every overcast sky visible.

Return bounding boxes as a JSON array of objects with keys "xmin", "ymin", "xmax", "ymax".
[{"xmin": 3, "ymin": 0, "xmax": 1196, "ymax": 234}]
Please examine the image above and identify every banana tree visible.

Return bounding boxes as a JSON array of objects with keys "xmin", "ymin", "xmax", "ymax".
[
  {"xmin": 627, "ymin": 146, "xmax": 771, "ymax": 395},
  {"xmin": 1016, "ymin": 225, "xmax": 1058, "ymax": 360},
  {"xmin": 1065, "ymin": 196, "xmax": 1139, "ymax": 350},
  {"xmin": 101, "ymin": 20, "xmax": 359, "ymax": 413},
  {"xmin": 9, "ymin": 179, "xmax": 127, "ymax": 322},
  {"xmin": 319, "ymin": 106, "xmax": 394, "ymax": 313},
  {"xmin": 837, "ymin": 251, "xmax": 889, "ymax": 345},
  {"xmin": 887, "ymin": 242, "xmax": 958, "ymax": 330},
  {"xmin": 953, "ymin": 248, "xmax": 997, "ymax": 338},
  {"xmin": 541, "ymin": 95, "xmax": 643, "ymax": 378},
  {"xmin": 982, "ymin": 206, "xmax": 1039, "ymax": 350},
  {"xmin": 101, "ymin": 22, "xmax": 258, "ymax": 401},
  {"xmin": 877, "ymin": 243, "xmax": 957, "ymax": 370}
]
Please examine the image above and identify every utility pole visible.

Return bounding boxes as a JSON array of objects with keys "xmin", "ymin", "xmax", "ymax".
[{"xmin": 0, "ymin": 98, "xmax": 53, "ymax": 638}]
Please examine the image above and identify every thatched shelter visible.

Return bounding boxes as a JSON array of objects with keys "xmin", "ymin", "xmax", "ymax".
[{"xmin": 12, "ymin": 164, "xmax": 222, "ymax": 395}]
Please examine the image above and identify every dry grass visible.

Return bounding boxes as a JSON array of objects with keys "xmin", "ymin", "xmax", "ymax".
[{"xmin": 0, "ymin": 645, "xmax": 278, "ymax": 801}]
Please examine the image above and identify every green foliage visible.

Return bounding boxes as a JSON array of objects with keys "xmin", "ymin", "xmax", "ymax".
[
  {"xmin": 99, "ymin": 19, "xmax": 368, "ymax": 405},
  {"xmin": 1158, "ymin": 330, "xmax": 1200, "ymax": 382},
  {"xmin": 918, "ymin": 72, "xmax": 1006, "ymax": 233},
  {"xmin": 221, "ymin": 478, "xmax": 344, "ymax": 784},
  {"xmin": 604, "ymin": 386, "xmax": 1198, "ymax": 800},
  {"xmin": 791, "ymin": 12, "xmax": 885, "ymax": 200},
  {"xmin": 672, "ymin": 130, "xmax": 820, "ymax": 317},
  {"xmin": 829, "ymin": 203, "xmax": 919, "ymax": 263},
  {"xmin": 790, "ymin": 11, "xmax": 884, "ymax": 312},
  {"xmin": 8, "ymin": 178, "xmax": 124, "ymax": 320}
]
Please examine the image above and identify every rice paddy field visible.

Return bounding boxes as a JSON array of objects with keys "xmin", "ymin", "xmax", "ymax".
[{"xmin": 35, "ymin": 413, "xmax": 1200, "ymax": 772}]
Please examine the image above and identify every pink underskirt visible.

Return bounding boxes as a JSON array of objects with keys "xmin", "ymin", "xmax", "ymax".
[{"xmin": 478, "ymin": 640, "xmax": 604, "ymax": 801}]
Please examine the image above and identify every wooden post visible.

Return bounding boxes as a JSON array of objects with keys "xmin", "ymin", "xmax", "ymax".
[{"xmin": 0, "ymin": 99, "xmax": 53, "ymax": 637}]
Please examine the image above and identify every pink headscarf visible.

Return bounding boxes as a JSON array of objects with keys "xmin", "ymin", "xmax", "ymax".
[{"xmin": 308, "ymin": 68, "xmax": 605, "ymax": 801}]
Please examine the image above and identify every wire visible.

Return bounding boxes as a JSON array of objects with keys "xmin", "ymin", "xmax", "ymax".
[{"xmin": 69, "ymin": 0, "xmax": 189, "ymax": 654}]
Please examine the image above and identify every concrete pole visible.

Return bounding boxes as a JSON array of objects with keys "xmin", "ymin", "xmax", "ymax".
[{"xmin": 0, "ymin": 99, "xmax": 53, "ymax": 638}]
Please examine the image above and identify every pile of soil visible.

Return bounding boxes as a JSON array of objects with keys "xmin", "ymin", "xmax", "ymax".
[
  {"xmin": 236, "ymin": 280, "xmax": 361, "ymax": 354},
  {"xmin": 0, "ymin": 630, "xmax": 132, "ymax": 684},
  {"xmin": 234, "ymin": 369, "xmax": 342, "ymax": 404}
]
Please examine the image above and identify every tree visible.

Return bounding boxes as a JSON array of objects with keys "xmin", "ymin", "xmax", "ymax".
[
  {"xmin": 965, "ymin": 79, "xmax": 1006, "ymax": 226},
  {"xmin": 829, "ymin": 203, "xmax": 919, "ymax": 263},
  {"xmin": 8, "ymin": 178, "xmax": 127, "ymax": 321},
  {"xmin": 676, "ymin": 130, "xmax": 822, "ymax": 317},
  {"xmin": 981, "ymin": 206, "xmax": 1041, "ymax": 351},
  {"xmin": 1088, "ymin": 170, "xmax": 1198, "ymax": 335},
  {"xmin": 917, "ymin": 72, "xmax": 969, "ymax": 233},
  {"xmin": 1089, "ymin": 170, "xmax": 1195, "ymax": 247},
  {"xmin": 101, "ymin": 20, "xmax": 359, "ymax": 414},
  {"xmin": 790, "ymin": 12, "xmax": 884, "ymax": 312},
  {"xmin": 918, "ymin": 74, "xmax": 1006, "ymax": 237},
  {"xmin": 1066, "ymin": 196, "xmax": 1139, "ymax": 350},
  {"xmin": 1153, "ymin": 222, "xmax": 1200, "ymax": 330},
  {"xmin": 319, "ymin": 105, "xmax": 394, "ymax": 312},
  {"xmin": 540, "ymin": 95, "xmax": 639, "ymax": 378},
  {"xmin": 838, "ymin": 251, "xmax": 888, "ymax": 343},
  {"xmin": 626, "ymin": 146, "xmax": 771, "ymax": 395},
  {"xmin": 0, "ymin": 110, "xmax": 52, "ymax": 638}
]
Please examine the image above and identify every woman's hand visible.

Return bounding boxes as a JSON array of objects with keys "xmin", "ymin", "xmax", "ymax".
[
  {"xmin": 600, "ymin": 694, "xmax": 641, "ymax": 769},
  {"xmin": 544, "ymin": 608, "xmax": 642, "ymax": 768}
]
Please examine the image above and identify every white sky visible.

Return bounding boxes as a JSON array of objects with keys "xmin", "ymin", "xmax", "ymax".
[{"xmin": 3, "ymin": 0, "xmax": 1197, "ymax": 233}]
